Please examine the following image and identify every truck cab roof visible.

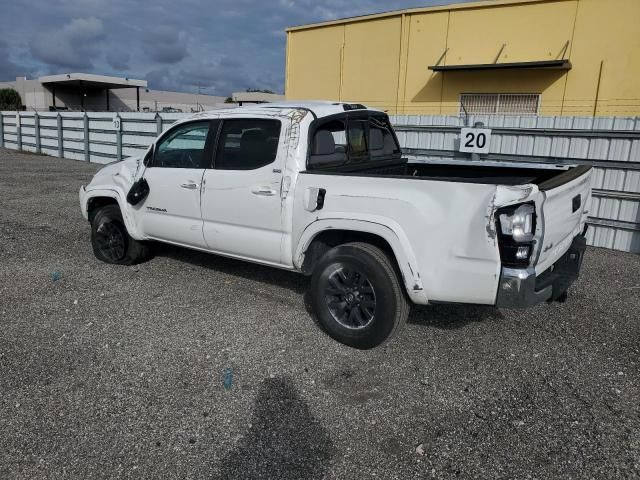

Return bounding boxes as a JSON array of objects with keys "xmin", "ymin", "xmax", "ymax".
[
  {"xmin": 258, "ymin": 101, "xmax": 385, "ymax": 118},
  {"xmin": 189, "ymin": 101, "xmax": 384, "ymax": 121}
]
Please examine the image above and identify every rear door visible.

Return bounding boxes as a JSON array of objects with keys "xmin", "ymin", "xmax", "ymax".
[
  {"xmin": 200, "ymin": 117, "xmax": 288, "ymax": 265},
  {"xmin": 138, "ymin": 120, "xmax": 217, "ymax": 248},
  {"xmin": 535, "ymin": 166, "xmax": 592, "ymax": 274}
]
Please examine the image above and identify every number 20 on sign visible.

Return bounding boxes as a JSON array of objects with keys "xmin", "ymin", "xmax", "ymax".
[{"xmin": 459, "ymin": 127, "xmax": 492, "ymax": 154}]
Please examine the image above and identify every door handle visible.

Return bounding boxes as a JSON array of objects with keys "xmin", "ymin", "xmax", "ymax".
[
  {"xmin": 180, "ymin": 182, "xmax": 199, "ymax": 190},
  {"xmin": 252, "ymin": 187, "xmax": 277, "ymax": 196}
]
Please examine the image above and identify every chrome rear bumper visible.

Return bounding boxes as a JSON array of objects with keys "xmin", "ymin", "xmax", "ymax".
[{"xmin": 496, "ymin": 234, "xmax": 587, "ymax": 308}]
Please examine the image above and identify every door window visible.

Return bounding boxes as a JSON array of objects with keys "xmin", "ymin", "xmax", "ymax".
[
  {"xmin": 153, "ymin": 121, "xmax": 210, "ymax": 168},
  {"xmin": 215, "ymin": 119, "xmax": 281, "ymax": 170}
]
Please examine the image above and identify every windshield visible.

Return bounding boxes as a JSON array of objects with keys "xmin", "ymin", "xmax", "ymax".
[{"xmin": 308, "ymin": 113, "xmax": 401, "ymax": 170}]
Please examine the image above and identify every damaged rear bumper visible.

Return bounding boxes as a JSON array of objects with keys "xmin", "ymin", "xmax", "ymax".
[{"xmin": 496, "ymin": 235, "xmax": 587, "ymax": 308}]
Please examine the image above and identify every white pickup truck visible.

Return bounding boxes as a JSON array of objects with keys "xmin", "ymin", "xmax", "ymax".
[{"xmin": 79, "ymin": 102, "xmax": 592, "ymax": 349}]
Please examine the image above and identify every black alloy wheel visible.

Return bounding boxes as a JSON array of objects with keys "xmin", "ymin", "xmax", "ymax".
[
  {"xmin": 94, "ymin": 221, "xmax": 127, "ymax": 262},
  {"xmin": 90, "ymin": 204, "xmax": 151, "ymax": 265},
  {"xmin": 324, "ymin": 265, "xmax": 377, "ymax": 329},
  {"xmin": 309, "ymin": 242, "xmax": 410, "ymax": 349}
]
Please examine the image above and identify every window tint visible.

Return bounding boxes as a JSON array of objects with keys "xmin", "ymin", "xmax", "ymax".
[
  {"xmin": 348, "ymin": 120, "xmax": 368, "ymax": 161},
  {"xmin": 308, "ymin": 119, "xmax": 347, "ymax": 168},
  {"xmin": 215, "ymin": 119, "xmax": 281, "ymax": 170},
  {"xmin": 154, "ymin": 121, "xmax": 210, "ymax": 168},
  {"xmin": 368, "ymin": 116, "xmax": 401, "ymax": 158},
  {"xmin": 308, "ymin": 114, "xmax": 401, "ymax": 170}
]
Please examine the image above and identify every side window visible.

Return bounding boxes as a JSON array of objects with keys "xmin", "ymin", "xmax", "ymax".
[
  {"xmin": 308, "ymin": 114, "xmax": 401, "ymax": 170},
  {"xmin": 308, "ymin": 119, "xmax": 347, "ymax": 168},
  {"xmin": 153, "ymin": 121, "xmax": 210, "ymax": 169},
  {"xmin": 368, "ymin": 116, "xmax": 401, "ymax": 158},
  {"xmin": 215, "ymin": 119, "xmax": 281, "ymax": 170}
]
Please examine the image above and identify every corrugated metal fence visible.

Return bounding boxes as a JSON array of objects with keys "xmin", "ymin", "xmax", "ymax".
[{"xmin": 1, "ymin": 111, "xmax": 638, "ymax": 253}]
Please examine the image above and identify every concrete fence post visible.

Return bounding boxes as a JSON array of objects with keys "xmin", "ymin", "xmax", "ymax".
[
  {"xmin": 34, "ymin": 112, "xmax": 41, "ymax": 154},
  {"xmin": 156, "ymin": 113, "xmax": 163, "ymax": 135},
  {"xmin": 83, "ymin": 113, "xmax": 90, "ymax": 162},
  {"xmin": 0, "ymin": 112, "xmax": 4, "ymax": 148},
  {"xmin": 57, "ymin": 113, "xmax": 63, "ymax": 158},
  {"xmin": 16, "ymin": 112, "xmax": 22, "ymax": 151},
  {"xmin": 116, "ymin": 114, "xmax": 122, "ymax": 161}
]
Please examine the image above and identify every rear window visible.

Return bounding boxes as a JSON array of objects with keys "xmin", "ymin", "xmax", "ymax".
[
  {"xmin": 308, "ymin": 114, "xmax": 400, "ymax": 169},
  {"xmin": 215, "ymin": 119, "xmax": 281, "ymax": 170}
]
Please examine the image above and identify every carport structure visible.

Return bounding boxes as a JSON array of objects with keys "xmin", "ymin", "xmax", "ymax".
[{"xmin": 39, "ymin": 73, "xmax": 148, "ymax": 112}]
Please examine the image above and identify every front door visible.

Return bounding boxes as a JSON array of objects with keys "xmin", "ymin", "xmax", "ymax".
[
  {"xmin": 138, "ymin": 120, "xmax": 216, "ymax": 248},
  {"xmin": 201, "ymin": 117, "xmax": 287, "ymax": 265}
]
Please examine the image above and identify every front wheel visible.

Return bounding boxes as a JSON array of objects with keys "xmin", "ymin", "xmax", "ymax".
[
  {"xmin": 91, "ymin": 204, "xmax": 150, "ymax": 265},
  {"xmin": 309, "ymin": 242, "xmax": 410, "ymax": 349}
]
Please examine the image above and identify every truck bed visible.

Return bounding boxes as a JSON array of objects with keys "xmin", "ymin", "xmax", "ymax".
[
  {"xmin": 406, "ymin": 163, "xmax": 562, "ymax": 186},
  {"xmin": 308, "ymin": 159, "xmax": 590, "ymax": 190}
]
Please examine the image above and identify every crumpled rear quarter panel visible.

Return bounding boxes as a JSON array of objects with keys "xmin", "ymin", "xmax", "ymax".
[{"xmin": 294, "ymin": 173, "xmax": 503, "ymax": 304}]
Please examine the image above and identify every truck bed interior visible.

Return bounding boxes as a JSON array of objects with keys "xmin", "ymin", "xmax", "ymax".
[
  {"xmin": 404, "ymin": 163, "xmax": 566, "ymax": 186},
  {"xmin": 307, "ymin": 159, "xmax": 589, "ymax": 189}
]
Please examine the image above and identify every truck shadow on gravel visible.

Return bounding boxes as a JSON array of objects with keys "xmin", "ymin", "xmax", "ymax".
[
  {"xmin": 154, "ymin": 244, "xmax": 502, "ymax": 331},
  {"xmin": 216, "ymin": 377, "xmax": 335, "ymax": 479},
  {"xmin": 153, "ymin": 244, "xmax": 309, "ymax": 295}
]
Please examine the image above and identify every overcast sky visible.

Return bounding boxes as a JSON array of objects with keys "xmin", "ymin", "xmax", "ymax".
[{"xmin": 0, "ymin": 0, "xmax": 471, "ymax": 96}]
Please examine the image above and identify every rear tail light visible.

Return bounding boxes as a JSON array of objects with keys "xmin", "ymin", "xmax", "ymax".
[
  {"xmin": 496, "ymin": 203, "xmax": 536, "ymax": 267},
  {"xmin": 498, "ymin": 204, "xmax": 535, "ymax": 242}
]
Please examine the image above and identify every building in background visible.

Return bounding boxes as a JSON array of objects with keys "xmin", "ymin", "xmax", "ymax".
[
  {"xmin": 285, "ymin": 0, "xmax": 640, "ymax": 116},
  {"xmin": 0, "ymin": 73, "xmax": 227, "ymax": 112}
]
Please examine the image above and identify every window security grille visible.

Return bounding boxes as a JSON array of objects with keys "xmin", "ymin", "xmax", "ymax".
[{"xmin": 459, "ymin": 93, "xmax": 540, "ymax": 115}]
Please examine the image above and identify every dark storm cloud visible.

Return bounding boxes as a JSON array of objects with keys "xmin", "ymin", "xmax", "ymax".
[
  {"xmin": 0, "ymin": 40, "xmax": 26, "ymax": 80},
  {"xmin": 142, "ymin": 27, "xmax": 189, "ymax": 64},
  {"xmin": 0, "ymin": 0, "xmax": 472, "ymax": 95},
  {"xmin": 106, "ymin": 50, "xmax": 130, "ymax": 71}
]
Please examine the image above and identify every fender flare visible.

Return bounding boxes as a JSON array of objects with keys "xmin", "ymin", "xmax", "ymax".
[
  {"xmin": 294, "ymin": 217, "xmax": 428, "ymax": 304},
  {"xmin": 81, "ymin": 187, "xmax": 144, "ymax": 240}
]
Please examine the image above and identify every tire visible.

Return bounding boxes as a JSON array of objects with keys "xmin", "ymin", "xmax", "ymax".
[
  {"xmin": 91, "ymin": 204, "xmax": 150, "ymax": 265},
  {"xmin": 309, "ymin": 242, "xmax": 410, "ymax": 349}
]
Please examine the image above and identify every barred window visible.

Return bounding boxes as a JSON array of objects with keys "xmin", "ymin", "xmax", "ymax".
[{"xmin": 459, "ymin": 94, "xmax": 540, "ymax": 116}]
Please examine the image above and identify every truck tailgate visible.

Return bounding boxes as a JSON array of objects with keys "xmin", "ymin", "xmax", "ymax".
[{"xmin": 535, "ymin": 165, "xmax": 592, "ymax": 274}]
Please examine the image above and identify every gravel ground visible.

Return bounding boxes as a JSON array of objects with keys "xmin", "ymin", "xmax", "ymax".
[{"xmin": 1, "ymin": 148, "xmax": 639, "ymax": 480}]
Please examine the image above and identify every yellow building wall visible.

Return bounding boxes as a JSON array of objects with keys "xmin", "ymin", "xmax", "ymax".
[
  {"xmin": 563, "ymin": 0, "xmax": 640, "ymax": 116},
  {"xmin": 286, "ymin": 0, "xmax": 640, "ymax": 116},
  {"xmin": 402, "ymin": 12, "xmax": 449, "ymax": 115},
  {"xmin": 341, "ymin": 17, "xmax": 402, "ymax": 111},
  {"xmin": 285, "ymin": 25, "xmax": 344, "ymax": 101},
  {"xmin": 436, "ymin": 0, "xmax": 577, "ymax": 115}
]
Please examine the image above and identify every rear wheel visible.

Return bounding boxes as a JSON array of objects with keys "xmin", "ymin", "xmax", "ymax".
[
  {"xmin": 309, "ymin": 242, "xmax": 409, "ymax": 349},
  {"xmin": 91, "ymin": 204, "xmax": 150, "ymax": 265}
]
